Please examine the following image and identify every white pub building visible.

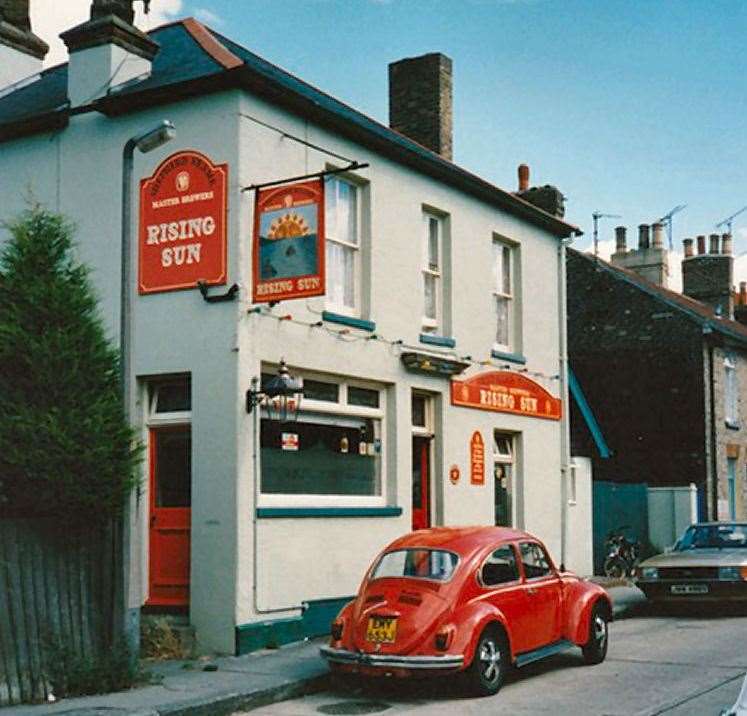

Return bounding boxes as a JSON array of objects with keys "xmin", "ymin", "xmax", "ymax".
[{"xmin": 0, "ymin": 0, "xmax": 591, "ymax": 654}]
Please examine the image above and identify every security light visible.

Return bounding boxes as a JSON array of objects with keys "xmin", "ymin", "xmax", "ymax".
[{"xmin": 134, "ymin": 120, "xmax": 176, "ymax": 154}]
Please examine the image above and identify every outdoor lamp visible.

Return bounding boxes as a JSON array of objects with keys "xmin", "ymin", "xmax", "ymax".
[
  {"xmin": 246, "ymin": 359, "xmax": 304, "ymax": 422},
  {"xmin": 132, "ymin": 120, "xmax": 176, "ymax": 154}
]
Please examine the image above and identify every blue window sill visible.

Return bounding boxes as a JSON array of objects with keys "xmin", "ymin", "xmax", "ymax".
[
  {"xmin": 256, "ymin": 507, "xmax": 403, "ymax": 518},
  {"xmin": 725, "ymin": 420, "xmax": 741, "ymax": 431},
  {"xmin": 322, "ymin": 311, "xmax": 376, "ymax": 332},
  {"xmin": 490, "ymin": 349, "xmax": 527, "ymax": 365},
  {"xmin": 419, "ymin": 333, "xmax": 456, "ymax": 348}
]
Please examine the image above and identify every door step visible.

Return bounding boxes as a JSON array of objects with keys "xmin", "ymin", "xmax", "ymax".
[{"xmin": 515, "ymin": 639, "xmax": 575, "ymax": 668}]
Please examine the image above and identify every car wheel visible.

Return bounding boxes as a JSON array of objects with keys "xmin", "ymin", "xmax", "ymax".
[
  {"xmin": 603, "ymin": 556, "xmax": 626, "ymax": 579},
  {"xmin": 465, "ymin": 626, "xmax": 509, "ymax": 696},
  {"xmin": 582, "ymin": 604, "xmax": 609, "ymax": 665}
]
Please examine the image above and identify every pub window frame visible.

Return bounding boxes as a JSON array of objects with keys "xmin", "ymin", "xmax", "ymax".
[{"xmin": 492, "ymin": 237, "xmax": 516, "ymax": 352}]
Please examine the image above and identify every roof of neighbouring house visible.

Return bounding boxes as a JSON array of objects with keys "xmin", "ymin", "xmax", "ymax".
[
  {"xmin": 568, "ymin": 248, "xmax": 747, "ymax": 346},
  {"xmin": 0, "ymin": 17, "xmax": 580, "ymax": 239}
]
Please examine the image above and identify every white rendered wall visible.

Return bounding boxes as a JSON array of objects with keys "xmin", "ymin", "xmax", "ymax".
[
  {"xmin": 566, "ymin": 457, "xmax": 593, "ymax": 575},
  {"xmin": 0, "ymin": 45, "xmax": 42, "ymax": 89}
]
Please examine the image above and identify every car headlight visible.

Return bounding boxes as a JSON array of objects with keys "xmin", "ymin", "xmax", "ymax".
[
  {"xmin": 641, "ymin": 567, "xmax": 658, "ymax": 580},
  {"xmin": 718, "ymin": 567, "xmax": 741, "ymax": 581}
]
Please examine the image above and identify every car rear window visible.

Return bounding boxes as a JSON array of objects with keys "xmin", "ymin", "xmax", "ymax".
[{"xmin": 371, "ymin": 549, "xmax": 459, "ymax": 582}]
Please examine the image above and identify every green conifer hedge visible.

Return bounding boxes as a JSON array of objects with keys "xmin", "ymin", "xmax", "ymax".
[{"xmin": 0, "ymin": 205, "xmax": 139, "ymax": 527}]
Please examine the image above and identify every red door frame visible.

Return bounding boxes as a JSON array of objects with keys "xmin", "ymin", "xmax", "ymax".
[
  {"xmin": 146, "ymin": 425, "xmax": 191, "ymax": 608},
  {"xmin": 412, "ymin": 436, "xmax": 431, "ymax": 531}
]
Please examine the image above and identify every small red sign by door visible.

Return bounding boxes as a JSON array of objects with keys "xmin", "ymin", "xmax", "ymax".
[
  {"xmin": 139, "ymin": 150, "xmax": 228, "ymax": 294},
  {"xmin": 470, "ymin": 431, "xmax": 485, "ymax": 485},
  {"xmin": 452, "ymin": 371, "xmax": 561, "ymax": 421},
  {"xmin": 449, "ymin": 464, "xmax": 460, "ymax": 484}
]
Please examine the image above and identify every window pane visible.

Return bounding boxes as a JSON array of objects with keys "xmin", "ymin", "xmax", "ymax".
[
  {"xmin": 326, "ymin": 240, "xmax": 344, "ymax": 307},
  {"xmin": 343, "ymin": 182, "xmax": 358, "ymax": 245},
  {"xmin": 502, "ymin": 245, "xmax": 511, "ymax": 295},
  {"xmin": 154, "ymin": 429, "xmax": 191, "ymax": 507},
  {"xmin": 343, "ymin": 245, "xmax": 355, "ymax": 308},
  {"xmin": 495, "ymin": 295, "xmax": 509, "ymax": 346},
  {"xmin": 519, "ymin": 542, "xmax": 552, "ymax": 578},
  {"xmin": 349, "ymin": 386, "xmax": 380, "ymax": 408},
  {"xmin": 493, "ymin": 433, "xmax": 512, "ymax": 458},
  {"xmin": 261, "ymin": 419, "xmax": 380, "ymax": 495},
  {"xmin": 372, "ymin": 549, "xmax": 458, "ymax": 581},
  {"xmin": 481, "ymin": 545, "xmax": 519, "ymax": 586},
  {"xmin": 154, "ymin": 379, "xmax": 191, "ymax": 412},
  {"xmin": 412, "ymin": 395, "xmax": 426, "ymax": 427},
  {"xmin": 428, "ymin": 217, "xmax": 439, "ymax": 270},
  {"xmin": 325, "ymin": 178, "xmax": 337, "ymax": 239},
  {"xmin": 303, "ymin": 379, "xmax": 339, "ymax": 402},
  {"xmin": 424, "ymin": 273, "xmax": 437, "ymax": 320}
]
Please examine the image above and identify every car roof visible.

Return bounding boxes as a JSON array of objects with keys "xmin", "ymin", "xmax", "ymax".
[{"xmin": 385, "ymin": 526, "xmax": 534, "ymax": 555}]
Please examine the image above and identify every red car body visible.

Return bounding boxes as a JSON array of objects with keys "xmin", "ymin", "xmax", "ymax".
[{"xmin": 321, "ymin": 526, "xmax": 612, "ymax": 695}]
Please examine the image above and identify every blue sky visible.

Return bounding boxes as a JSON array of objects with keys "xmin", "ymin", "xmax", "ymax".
[{"xmin": 37, "ymin": 0, "xmax": 747, "ymax": 276}]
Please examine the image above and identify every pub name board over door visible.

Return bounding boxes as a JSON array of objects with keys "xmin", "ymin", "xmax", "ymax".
[
  {"xmin": 451, "ymin": 371, "xmax": 561, "ymax": 421},
  {"xmin": 139, "ymin": 150, "xmax": 228, "ymax": 294}
]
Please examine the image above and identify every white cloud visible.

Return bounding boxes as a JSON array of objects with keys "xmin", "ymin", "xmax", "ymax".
[
  {"xmin": 30, "ymin": 0, "xmax": 183, "ymax": 68},
  {"xmin": 194, "ymin": 7, "xmax": 223, "ymax": 26}
]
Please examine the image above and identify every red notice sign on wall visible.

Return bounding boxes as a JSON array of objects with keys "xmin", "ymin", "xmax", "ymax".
[
  {"xmin": 470, "ymin": 431, "xmax": 485, "ymax": 485},
  {"xmin": 139, "ymin": 150, "xmax": 228, "ymax": 294},
  {"xmin": 452, "ymin": 371, "xmax": 562, "ymax": 421},
  {"xmin": 252, "ymin": 179, "xmax": 325, "ymax": 303}
]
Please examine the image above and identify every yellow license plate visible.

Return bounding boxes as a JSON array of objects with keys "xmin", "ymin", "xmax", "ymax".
[{"xmin": 366, "ymin": 616, "xmax": 397, "ymax": 643}]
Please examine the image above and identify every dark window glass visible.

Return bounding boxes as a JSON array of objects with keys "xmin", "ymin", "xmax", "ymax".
[
  {"xmin": 349, "ymin": 386, "xmax": 380, "ymax": 408},
  {"xmin": 261, "ymin": 419, "xmax": 379, "ymax": 495},
  {"xmin": 303, "ymin": 379, "xmax": 339, "ymax": 402},
  {"xmin": 519, "ymin": 542, "xmax": 552, "ymax": 579},
  {"xmin": 412, "ymin": 395, "xmax": 426, "ymax": 427},
  {"xmin": 481, "ymin": 545, "xmax": 519, "ymax": 586},
  {"xmin": 154, "ymin": 429, "xmax": 191, "ymax": 507},
  {"xmin": 154, "ymin": 378, "xmax": 191, "ymax": 412},
  {"xmin": 372, "ymin": 549, "xmax": 458, "ymax": 581}
]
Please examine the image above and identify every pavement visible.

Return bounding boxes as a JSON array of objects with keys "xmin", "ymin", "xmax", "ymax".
[{"xmin": 4, "ymin": 582, "xmax": 646, "ymax": 716}]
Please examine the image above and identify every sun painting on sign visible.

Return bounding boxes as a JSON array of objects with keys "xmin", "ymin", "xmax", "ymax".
[{"xmin": 259, "ymin": 196, "xmax": 319, "ymax": 281}]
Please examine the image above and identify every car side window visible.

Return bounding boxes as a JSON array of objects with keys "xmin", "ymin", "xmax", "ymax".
[
  {"xmin": 519, "ymin": 542, "xmax": 552, "ymax": 579},
  {"xmin": 480, "ymin": 544, "xmax": 520, "ymax": 586}
]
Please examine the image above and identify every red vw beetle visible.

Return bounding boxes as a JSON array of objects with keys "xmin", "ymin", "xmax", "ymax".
[{"xmin": 321, "ymin": 526, "xmax": 612, "ymax": 696}]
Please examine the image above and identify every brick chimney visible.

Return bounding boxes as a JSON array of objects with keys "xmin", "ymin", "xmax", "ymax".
[
  {"xmin": 610, "ymin": 222, "xmax": 669, "ymax": 287},
  {"xmin": 682, "ymin": 231, "xmax": 734, "ymax": 318},
  {"xmin": 735, "ymin": 281, "xmax": 747, "ymax": 326},
  {"xmin": 60, "ymin": 0, "xmax": 158, "ymax": 107},
  {"xmin": 388, "ymin": 52, "xmax": 453, "ymax": 160},
  {"xmin": 0, "ymin": 0, "xmax": 48, "ymax": 88},
  {"xmin": 514, "ymin": 164, "xmax": 565, "ymax": 218}
]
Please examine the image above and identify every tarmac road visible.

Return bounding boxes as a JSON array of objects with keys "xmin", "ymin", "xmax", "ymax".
[{"xmin": 240, "ymin": 604, "xmax": 747, "ymax": 716}]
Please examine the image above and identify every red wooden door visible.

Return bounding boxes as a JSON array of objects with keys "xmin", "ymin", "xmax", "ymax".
[
  {"xmin": 147, "ymin": 426, "xmax": 191, "ymax": 607},
  {"xmin": 411, "ymin": 436, "xmax": 431, "ymax": 531}
]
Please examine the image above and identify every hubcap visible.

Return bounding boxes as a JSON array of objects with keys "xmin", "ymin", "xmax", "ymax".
[
  {"xmin": 479, "ymin": 639, "xmax": 501, "ymax": 682},
  {"xmin": 593, "ymin": 616, "xmax": 607, "ymax": 651}
]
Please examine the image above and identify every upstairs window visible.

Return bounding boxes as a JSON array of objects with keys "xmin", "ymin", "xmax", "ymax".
[
  {"xmin": 493, "ymin": 239, "xmax": 514, "ymax": 350},
  {"xmin": 325, "ymin": 177, "xmax": 360, "ymax": 314},
  {"xmin": 422, "ymin": 211, "xmax": 442, "ymax": 332},
  {"xmin": 725, "ymin": 354, "xmax": 738, "ymax": 426}
]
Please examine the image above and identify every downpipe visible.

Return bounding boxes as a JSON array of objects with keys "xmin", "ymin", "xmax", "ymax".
[{"xmin": 558, "ymin": 238, "xmax": 572, "ymax": 569}]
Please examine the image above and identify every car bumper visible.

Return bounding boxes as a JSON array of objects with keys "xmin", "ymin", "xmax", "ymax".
[
  {"xmin": 320, "ymin": 645, "xmax": 464, "ymax": 670},
  {"xmin": 636, "ymin": 580, "xmax": 747, "ymax": 602}
]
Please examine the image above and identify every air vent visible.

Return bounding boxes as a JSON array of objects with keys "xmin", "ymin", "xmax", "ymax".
[
  {"xmin": 398, "ymin": 591, "xmax": 422, "ymax": 606},
  {"xmin": 365, "ymin": 594, "xmax": 385, "ymax": 604}
]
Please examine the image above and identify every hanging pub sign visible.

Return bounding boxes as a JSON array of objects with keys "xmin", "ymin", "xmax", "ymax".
[
  {"xmin": 139, "ymin": 150, "xmax": 228, "ymax": 294},
  {"xmin": 470, "ymin": 432, "xmax": 485, "ymax": 485},
  {"xmin": 451, "ymin": 370, "xmax": 561, "ymax": 421},
  {"xmin": 252, "ymin": 179, "xmax": 325, "ymax": 303}
]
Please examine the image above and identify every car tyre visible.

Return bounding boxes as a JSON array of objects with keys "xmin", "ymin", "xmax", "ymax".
[
  {"xmin": 603, "ymin": 555, "xmax": 626, "ymax": 579},
  {"xmin": 465, "ymin": 626, "xmax": 509, "ymax": 697},
  {"xmin": 582, "ymin": 604, "xmax": 609, "ymax": 665}
]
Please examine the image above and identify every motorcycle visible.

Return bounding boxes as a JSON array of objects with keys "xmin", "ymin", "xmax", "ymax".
[{"xmin": 603, "ymin": 526, "xmax": 640, "ymax": 578}]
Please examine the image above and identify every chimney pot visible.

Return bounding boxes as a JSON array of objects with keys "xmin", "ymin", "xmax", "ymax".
[
  {"xmin": 709, "ymin": 233, "xmax": 720, "ymax": 254},
  {"xmin": 722, "ymin": 233, "xmax": 733, "ymax": 256},
  {"xmin": 614, "ymin": 226, "xmax": 627, "ymax": 253},
  {"xmin": 518, "ymin": 164, "xmax": 529, "ymax": 192},
  {"xmin": 683, "ymin": 238, "xmax": 694, "ymax": 258},
  {"xmin": 389, "ymin": 52, "xmax": 453, "ymax": 160},
  {"xmin": 697, "ymin": 235, "xmax": 706, "ymax": 254},
  {"xmin": 651, "ymin": 222, "xmax": 665, "ymax": 250},
  {"xmin": 638, "ymin": 224, "xmax": 650, "ymax": 250}
]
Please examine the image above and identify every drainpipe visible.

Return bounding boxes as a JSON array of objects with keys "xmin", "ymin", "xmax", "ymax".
[
  {"xmin": 251, "ymin": 376, "xmax": 305, "ymax": 615},
  {"xmin": 558, "ymin": 238, "xmax": 572, "ymax": 569},
  {"xmin": 705, "ymin": 334, "xmax": 718, "ymax": 520}
]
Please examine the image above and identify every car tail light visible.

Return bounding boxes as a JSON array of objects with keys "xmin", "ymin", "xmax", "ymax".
[
  {"xmin": 331, "ymin": 620, "xmax": 343, "ymax": 640},
  {"xmin": 741, "ymin": 566, "xmax": 747, "ymax": 581},
  {"xmin": 435, "ymin": 626, "xmax": 453, "ymax": 651}
]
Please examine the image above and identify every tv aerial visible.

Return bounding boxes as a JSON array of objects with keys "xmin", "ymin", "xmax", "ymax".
[
  {"xmin": 657, "ymin": 204, "xmax": 687, "ymax": 249},
  {"xmin": 716, "ymin": 205, "xmax": 747, "ymax": 236},
  {"xmin": 592, "ymin": 211, "xmax": 622, "ymax": 256}
]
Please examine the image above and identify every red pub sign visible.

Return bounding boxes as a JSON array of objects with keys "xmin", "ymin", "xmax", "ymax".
[
  {"xmin": 451, "ymin": 371, "xmax": 562, "ymax": 421},
  {"xmin": 139, "ymin": 150, "xmax": 228, "ymax": 294},
  {"xmin": 470, "ymin": 431, "xmax": 485, "ymax": 485},
  {"xmin": 252, "ymin": 179, "xmax": 325, "ymax": 303}
]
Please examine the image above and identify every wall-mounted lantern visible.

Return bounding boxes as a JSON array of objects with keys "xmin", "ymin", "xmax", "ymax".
[{"xmin": 246, "ymin": 359, "xmax": 304, "ymax": 422}]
